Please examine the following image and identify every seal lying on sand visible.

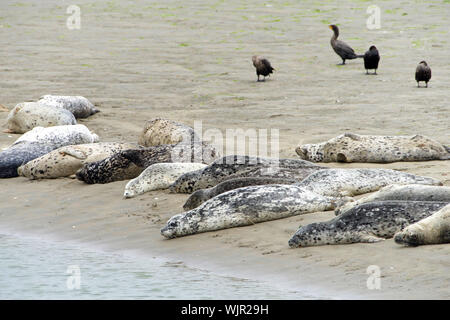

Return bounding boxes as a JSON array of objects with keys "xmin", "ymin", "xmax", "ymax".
[
  {"xmin": 296, "ymin": 168, "xmax": 441, "ymax": 198},
  {"xmin": 138, "ymin": 118, "xmax": 220, "ymax": 164},
  {"xmin": 335, "ymin": 184, "xmax": 450, "ymax": 215},
  {"xmin": 394, "ymin": 203, "xmax": 450, "ymax": 246},
  {"xmin": 0, "ymin": 125, "xmax": 99, "ymax": 178},
  {"xmin": 139, "ymin": 118, "xmax": 197, "ymax": 147},
  {"xmin": 76, "ymin": 142, "xmax": 216, "ymax": 184},
  {"xmin": 161, "ymin": 185, "xmax": 336, "ymax": 239},
  {"xmin": 295, "ymin": 133, "xmax": 450, "ymax": 163},
  {"xmin": 183, "ymin": 177, "xmax": 297, "ymax": 210},
  {"xmin": 124, "ymin": 162, "xmax": 208, "ymax": 198},
  {"xmin": 0, "ymin": 142, "xmax": 57, "ymax": 178},
  {"xmin": 288, "ymin": 201, "xmax": 448, "ymax": 247},
  {"xmin": 14, "ymin": 124, "xmax": 99, "ymax": 146},
  {"xmin": 18, "ymin": 142, "xmax": 139, "ymax": 179},
  {"xmin": 170, "ymin": 155, "xmax": 324, "ymax": 194},
  {"xmin": 38, "ymin": 95, "xmax": 99, "ymax": 118},
  {"xmin": 5, "ymin": 102, "xmax": 76, "ymax": 133}
]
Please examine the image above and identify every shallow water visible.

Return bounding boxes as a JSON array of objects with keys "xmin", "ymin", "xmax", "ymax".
[{"xmin": 0, "ymin": 233, "xmax": 315, "ymax": 299}]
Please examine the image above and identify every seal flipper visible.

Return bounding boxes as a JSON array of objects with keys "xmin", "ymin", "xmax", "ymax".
[
  {"xmin": 343, "ymin": 133, "xmax": 361, "ymax": 141},
  {"xmin": 359, "ymin": 234, "xmax": 386, "ymax": 243},
  {"xmin": 59, "ymin": 146, "xmax": 87, "ymax": 160},
  {"xmin": 440, "ymin": 145, "xmax": 450, "ymax": 160}
]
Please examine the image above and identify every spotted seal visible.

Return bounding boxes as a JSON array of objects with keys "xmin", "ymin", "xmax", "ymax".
[
  {"xmin": 296, "ymin": 168, "xmax": 442, "ymax": 198},
  {"xmin": 288, "ymin": 201, "xmax": 448, "ymax": 247},
  {"xmin": 76, "ymin": 142, "xmax": 215, "ymax": 184},
  {"xmin": 138, "ymin": 118, "xmax": 220, "ymax": 164},
  {"xmin": 38, "ymin": 95, "xmax": 99, "ymax": 118},
  {"xmin": 14, "ymin": 124, "xmax": 99, "ymax": 146},
  {"xmin": 5, "ymin": 102, "xmax": 76, "ymax": 133},
  {"xmin": 139, "ymin": 118, "xmax": 197, "ymax": 147},
  {"xmin": 295, "ymin": 133, "xmax": 450, "ymax": 163},
  {"xmin": 394, "ymin": 204, "xmax": 450, "ymax": 246},
  {"xmin": 335, "ymin": 184, "xmax": 450, "ymax": 215},
  {"xmin": 124, "ymin": 162, "xmax": 208, "ymax": 198},
  {"xmin": 161, "ymin": 184, "xmax": 336, "ymax": 239},
  {"xmin": 0, "ymin": 125, "xmax": 99, "ymax": 178},
  {"xmin": 183, "ymin": 177, "xmax": 297, "ymax": 210},
  {"xmin": 169, "ymin": 155, "xmax": 324, "ymax": 194},
  {"xmin": 18, "ymin": 142, "xmax": 139, "ymax": 179}
]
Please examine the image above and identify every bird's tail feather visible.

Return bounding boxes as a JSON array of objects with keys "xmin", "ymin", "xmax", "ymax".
[{"xmin": 356, "ymin": 54, "xmax": 364, "ymax": 58}]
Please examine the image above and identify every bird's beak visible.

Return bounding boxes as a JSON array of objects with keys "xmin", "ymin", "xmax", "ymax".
[{"xmin": 328, "ymin": 25, "xmax": 333, "ymax": 30}]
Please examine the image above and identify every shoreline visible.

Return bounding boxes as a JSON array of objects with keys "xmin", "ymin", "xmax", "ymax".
[{"xmin": 1, "ymin": 170, "xmax": 448, "ymax": 299}]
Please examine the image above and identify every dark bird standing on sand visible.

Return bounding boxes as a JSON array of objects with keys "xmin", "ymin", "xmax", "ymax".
[
  {"xmin": 252, "ymin": 55, "xmax": 274, "ymax": 82},
  {"xmin": 329, "ymin": 25, "xmax": 363, "ymax": 65},
  {"xmin": 415, "ymin": 61, "xmax": 432, "ymax": 88},
  {"xmin": 363, "ymin": 45, "xmax": 380, "ymax": 74}
]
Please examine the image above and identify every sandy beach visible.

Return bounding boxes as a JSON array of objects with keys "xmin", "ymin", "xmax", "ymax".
[{"xmin": 0, "ymin": 0, "xmax": 449, "ymax": 299}]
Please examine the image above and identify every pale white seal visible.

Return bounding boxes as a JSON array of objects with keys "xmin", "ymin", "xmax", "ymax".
[
  {"xmin": 14, "ymin": 124, "xmax": 99, "ymax": 146},
  {"xmin": 124, "ymin": 162, "xmax": 207, "ymax": 198},
  {"xmin": 5, "ymin": 102, "xmax": 76, "ymax": 133},
  {"xmin": 394, "ymin": 203, "xmax": 450, "ymax": 246}
]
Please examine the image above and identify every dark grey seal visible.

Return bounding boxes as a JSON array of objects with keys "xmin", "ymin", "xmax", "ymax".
[
  {"xmin": 288, "ymin": 200, "xmax": 448, "ymax": 247},
  {"xmin": 183, "ymin": 177, "xmax": 297, "ymax": 210},
  {"xmin": 0, "ymin": 141, "xmax": 57, "ymax": 178},
  {"xmin": 169, "ymin": 155, "xmax": 324, "ymax": 194}
]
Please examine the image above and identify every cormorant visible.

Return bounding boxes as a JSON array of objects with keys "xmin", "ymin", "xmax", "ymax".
[
  {"xmin": 252, "ymin": 55, "xmax": 274, "ymax": 82},
  {"xmin": 329, "ymin": 25, "xmax": 363, "ymax": 65},
  {"xmin": 363, "ymin": 45, "xmax": 380, "ymax": 74},
  {"xmin": 415, "ymin": 61, "xmax": 431, "ymax": 87}
]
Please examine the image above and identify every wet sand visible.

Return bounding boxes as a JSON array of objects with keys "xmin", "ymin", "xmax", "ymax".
[{"xmin": 0, "ymin": 0, "xmax": 449, "ymax": 299}]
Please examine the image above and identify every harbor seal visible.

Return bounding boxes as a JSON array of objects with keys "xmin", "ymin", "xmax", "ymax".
[
  {"xmin": 76, "ymin": 142, "xmax": 214, "ymax": 184},
  {"xmin": 138, "ymin": 118, "xmax": 197, "ymax": 147},
  {"xmin": 296, "ymin": 168, "xmax": 442, "ymax": 198},
  {"xmin": 183, "ymin": 177, "xmax": 297, "ymax": 210},
  {"xmin": 161, "ymin": 184, "xmax": 336, "ymax": 239},
  {"xmin": 0, "ymin": 142, "xmax": 57, "ymax": 178},
  {"xmin": 38, "ymin": 95, "xmax": 99, "ymax": 118},
  {"xmin": 335, "ymin": 184, "xmax": 450, "ymax": 215},
  {"xmin": 18, "ymin": 142, "xmax": 139, "ymax": 179},
  {"xmin": 138, "ymin": 118, "xmax": 220, "ymax": 164},
  {"xmin": 0, "ymin": 125, "xmax": 99, "ymax": 178},
  {"xmin": 394, "ymin": 204, "xmax": 450, "ymax": 246},
  {"xmin": 295, "ymin": 133, "xmax": 450, "ymax": 163},
  {"xmin": 5, "ymin": 102, "xmax": 76, "ymax": 133},
  {"xmin": 288, "ymin": 201, "xmax": 448, "ymax": 247},
  {"xmin": 169, "ymin": 155, "xmax": 324, "ymax": 194},
  {"xmin": 123, "ymin": 162, "xmax": 208, "ymax": 198}
]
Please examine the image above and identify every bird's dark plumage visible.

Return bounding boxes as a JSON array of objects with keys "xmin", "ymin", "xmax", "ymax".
[
  {"xmin": 363, "ymin": 45, "xmax": 380, "ymax": 74},
  {"xmin": 329, "ymin": 25, "xmax": 363, "ymax": 65},
  {"xmin": 252, "ymin": 55, "xmax": 274, "ymax": 82},
  {"xmin": 415, "ymin": 61, "xmax": 431, "ymax": 88}
]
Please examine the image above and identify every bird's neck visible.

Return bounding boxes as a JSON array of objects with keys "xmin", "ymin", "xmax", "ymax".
[{"xmin": 331, "ymin": 30, "xmax": 339, "ymax": 40}]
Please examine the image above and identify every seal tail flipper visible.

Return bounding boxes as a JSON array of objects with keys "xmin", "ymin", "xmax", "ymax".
[{"xmin": 360, "ymin": 234, "xmax": 386, "ymax": 243}]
